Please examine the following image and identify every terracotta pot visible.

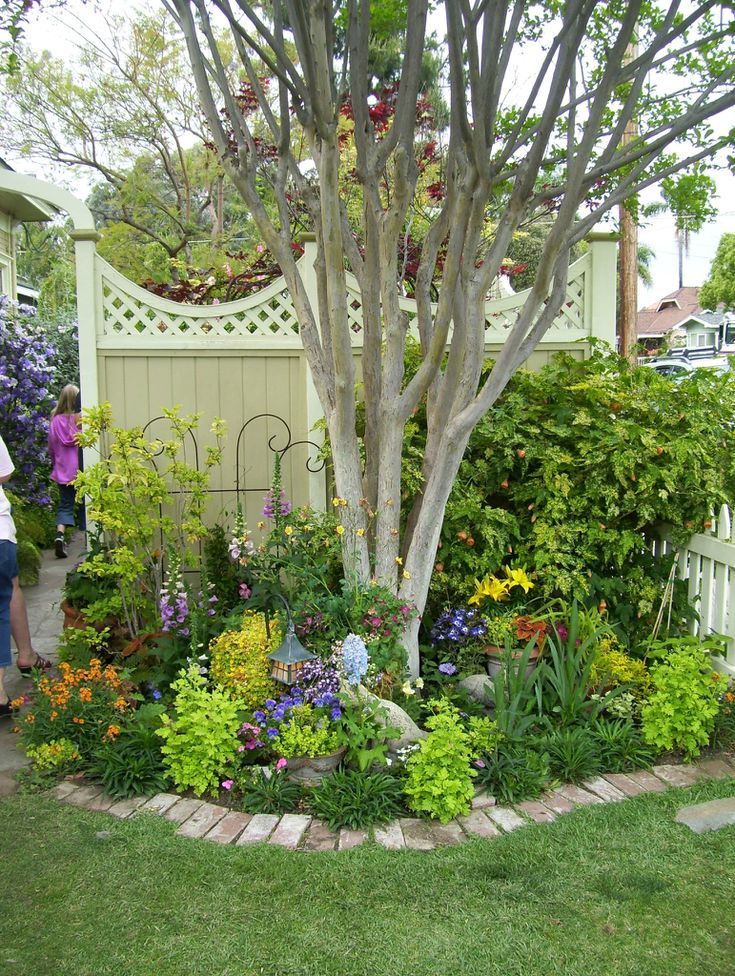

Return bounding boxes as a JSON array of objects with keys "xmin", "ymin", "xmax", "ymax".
[
  {"xmin": 285, "ymin": 746, "xmax": 346, "ymax": 785},
  {"xmin": 60, "ymin": 598, "xmax": 90, "ymax": 631},
  {"xmin": 485, "ymin": 644, "xmax": 540, "ymax": 679},
  {"xmin": 60, "ymin": 599, "xmax": 127, "ymax": 646}
]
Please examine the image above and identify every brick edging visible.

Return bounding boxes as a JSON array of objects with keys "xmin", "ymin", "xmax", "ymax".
[{"xmin": 47, "ymin": 756, "xmax": 735, "ymax": 852}]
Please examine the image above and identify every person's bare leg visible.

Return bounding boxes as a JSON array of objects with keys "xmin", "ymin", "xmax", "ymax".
[{"xmin": 10, "ymin": 577, "xmax": 37, "ymax": 668}]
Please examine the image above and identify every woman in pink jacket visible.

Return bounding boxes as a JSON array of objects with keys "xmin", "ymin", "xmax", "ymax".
[{"xmin": 48, "ymin": 384, "xmax": 81, "ymax": 559}]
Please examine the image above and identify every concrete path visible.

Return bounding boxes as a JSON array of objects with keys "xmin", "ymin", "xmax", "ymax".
[{"xmin": 0, "ymin": 534, "xmax": 85, "ymax": 794}]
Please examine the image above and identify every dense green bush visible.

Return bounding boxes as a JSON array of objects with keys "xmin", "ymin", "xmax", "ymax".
[{"xmin": 401, "ymin": 348, "xmax": 733, "ymax": 641}]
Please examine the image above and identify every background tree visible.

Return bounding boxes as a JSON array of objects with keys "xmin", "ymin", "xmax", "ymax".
[
  {"xmin": 1, "ymin": 8, "xmax": 243, "ymax": 277},
  {"xmin": 169, "ymin": 2, "xmax": 735, "ymax": 671},
  {"xmin": 700, "ymin": 232, "xmax": 735, "ymax": 310},
  {"xmin": 660, "ymin": 164, "xmax": 719, "ymax": 288}
]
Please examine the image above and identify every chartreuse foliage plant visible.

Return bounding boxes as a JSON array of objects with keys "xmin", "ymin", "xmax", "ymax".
[
  {"xmin": 641, "ymin": 637, "xmax": 725, "ymax": 759},
  {"xmin": 156, "ymin": 666, "xmax": 241, "ymax": 796},
  {"xmin": 208, "ymin": 611, "xmax": 279, "ymax": 711},
  {"xmin": 403, "ymin": 699, "xmax": 475, "ymax": 824},
  {"xmin": 276, "ymin": 705, "xmax": 340, "ymax": 760},
  {"xmin": 75, "ymin": 404, "xmax": 226, "ymax": 638}
]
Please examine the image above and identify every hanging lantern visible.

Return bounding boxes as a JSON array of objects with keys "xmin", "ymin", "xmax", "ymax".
[{"xmin": 267, "ymin": 595, "xmax": 317, "ymax": 685}]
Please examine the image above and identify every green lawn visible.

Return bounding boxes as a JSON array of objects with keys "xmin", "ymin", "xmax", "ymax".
[{"xmin": 1, "ymin": 780, "xmax": 735, "ymax": 976}]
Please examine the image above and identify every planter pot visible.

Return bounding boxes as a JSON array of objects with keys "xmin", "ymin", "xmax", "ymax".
[
  {"xmin": 285, "ymin": 747, "xmax": 346, "ymax": 786},
  {"xmin": 60, "ymin": 599, "xmax": 128, "ymax": 652},
  {"xmin": 61, "ymin": 598, "xmax": 91, "ymax": 631},
  {"xmin": 485, "ymin": 644, "xmax": 541, "ymax": 680}
]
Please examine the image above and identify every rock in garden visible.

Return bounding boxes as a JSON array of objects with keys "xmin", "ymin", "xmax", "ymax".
[
  {"xmin": 457, "ymin": 673, "xmax": 494, "ymax": 704},
  {"xmin": 376, "ymin": 698, "xmax": 427, "ymax": 750}
]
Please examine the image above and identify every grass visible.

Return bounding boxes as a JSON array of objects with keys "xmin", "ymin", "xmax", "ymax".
[{"xmin": 1, "ymin": 779, "xmax": 735, "ymax": 976}]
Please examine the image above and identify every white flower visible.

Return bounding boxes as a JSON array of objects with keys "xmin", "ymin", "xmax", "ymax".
[
  {"xmin": 414, "ymin": 677, "xmax": 424, "ymax": 689},
  {"xmin": 401, "ymin": 681, "xmax": 415, "ymax": 697}
]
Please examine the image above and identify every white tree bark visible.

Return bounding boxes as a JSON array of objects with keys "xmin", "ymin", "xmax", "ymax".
[{"xmin": 166, "ymin": 0, "xmax": 735, "ymax": 673}]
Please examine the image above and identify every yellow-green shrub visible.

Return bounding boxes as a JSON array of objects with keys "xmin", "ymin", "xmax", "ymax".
[
  {"xmin": 209, "ymin": 612, "xmax": 280, "ymax": 710},
  {"xmin": 590, "ymin": 638, "xmax": 651, "ymax": 699}
]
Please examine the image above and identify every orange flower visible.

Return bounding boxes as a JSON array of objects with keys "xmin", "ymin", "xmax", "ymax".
[
  {"xmin": 72, "ymin": 716, "xmax": 85, "ymax": 725},
  {"xmin": 50, "ymin": 710, "xmax": 59, "ymax": 720},
  {"xmin": 9, "ymin": 697, "xmax": 24, "ymax": 710},
  {"xmin": 113, "ymin": 696, "xmax": 128, "ymax": 712},
  {"xmin": 104, "ymin": 724, "xmax": 121, "ymax": 741},
  {"xmin": 24, "ymin": 713, "xmax": 35, "ymax": 724},
  {"xmin": 78, "ymin": 687, "xmax": 93, "ymax": 703}
]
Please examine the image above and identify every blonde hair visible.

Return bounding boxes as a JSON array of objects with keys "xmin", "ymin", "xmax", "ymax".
[{"xmin": 52, "ymin": 384, "xmax": 80, "ymax": 417}]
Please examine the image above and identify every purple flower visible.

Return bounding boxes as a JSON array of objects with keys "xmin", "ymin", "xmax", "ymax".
[
  {"xmin": 330, "ymin": 706, "xmax": 342, "ymax": 721},
  {"xmin": 239, "ymin": 583, "xmax": 252, "ymax": 600},
  {"xmin": 152, "ymin": 689, "xmax": 162, "ymax": 701},
  {"xmin": 267, "ymin": 728, "xmax": 279, "ymax": 739},
  {"xmin": 438, "ymin": 662, "xmax": 457, "ymax": 676},
  {"xmin": 265, "ymin": 699, "xmax": 276, "ymax": 710},
  {"xmin": 221, "ymin": 779, "xmax": 234, "ymax": 790},
  {"xmin": 253, "ymin": 710, "xmax": 266, "ymax": 723}
]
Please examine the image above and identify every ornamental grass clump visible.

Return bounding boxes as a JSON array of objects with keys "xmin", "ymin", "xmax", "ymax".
[
  {"xmin": 403, "ymin": 699, "xmax": 475, "ymax": 823},
  {"xmin": 209, "ymin": 611, "xmax": 280, "ymax": 710},
  {"xmin": 156, "ymin": 665, "xmax": 241, "ymax": 796}
]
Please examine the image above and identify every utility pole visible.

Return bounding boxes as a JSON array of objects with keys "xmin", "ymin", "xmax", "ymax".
[{"xmin": 618, "ymin": 38, "xmax": 639, "ymax": 363}]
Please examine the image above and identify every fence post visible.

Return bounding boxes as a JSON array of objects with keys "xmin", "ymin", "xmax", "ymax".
[
  {"xmin": 297, "ymin": 233, "xmax": 328, "ymax": 511},
  {"xmin": 70, "ymin": 230, "xmax": 101, "ymax": 467},
  {"xmin": 586, "ymin": 232, "xmax": 618, "ymax": 349}
]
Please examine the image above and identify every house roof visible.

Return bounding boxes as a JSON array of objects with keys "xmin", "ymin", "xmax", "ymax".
[
  {"xmin": 0, "ymin": 158, "xmax": 55, "ymax": 223},
  {"xmin": 637, "ymin": 286, "xmax": 705, "ymax": 338}
]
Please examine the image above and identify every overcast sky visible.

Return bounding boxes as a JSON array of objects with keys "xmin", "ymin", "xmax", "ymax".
[{"xmin": 15, "ymin": 0, "xmax": 735, "ymax": 308}]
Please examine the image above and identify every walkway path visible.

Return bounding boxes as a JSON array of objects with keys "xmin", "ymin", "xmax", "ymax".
[{"xmin": 0, "ymin": 535, "xmax": 85, "ymax": 795}]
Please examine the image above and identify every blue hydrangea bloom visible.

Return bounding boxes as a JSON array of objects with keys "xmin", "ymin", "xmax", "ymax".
[{"xmin": 342, "ymin": 633, "xmax": 369, "ymax": 685}]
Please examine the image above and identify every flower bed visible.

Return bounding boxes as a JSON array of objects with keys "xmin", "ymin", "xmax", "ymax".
[{"xmin": 12, "ymin": 383, "xmax": 735, "ymax": 827}]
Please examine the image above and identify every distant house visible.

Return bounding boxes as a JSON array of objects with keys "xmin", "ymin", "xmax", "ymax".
[
  {"xmin": 637, "ymin": 286, "xmax": 731, "ymax": 355},
  {"xmin": 0, "ymin": 157, "xmax": 53, "ymax": 301}
]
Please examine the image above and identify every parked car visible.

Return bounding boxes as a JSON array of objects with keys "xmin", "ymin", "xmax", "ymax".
[{"xmin": 640, "ymin": 348, "xmax": 731, "ymax": 378}]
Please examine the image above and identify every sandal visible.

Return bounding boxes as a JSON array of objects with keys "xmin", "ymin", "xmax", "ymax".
[
  {"xmin": 0, "ymin": 701, "xmax": 12, "ymax": 718},
  {"xmin": 17, "ymin": 655, "xmax": 54, "ymax": 677}
]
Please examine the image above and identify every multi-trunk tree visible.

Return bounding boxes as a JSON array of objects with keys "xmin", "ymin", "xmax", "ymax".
[{"xmin": 165, "ymin": 1, "xmax": 733, "ymax": 673}]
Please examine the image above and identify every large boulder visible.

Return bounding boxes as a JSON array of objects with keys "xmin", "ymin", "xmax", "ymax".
[
  {"xmin": 340, "ymin": 681, "xmax": 426, "ymax": 751},
  {"xmin": 375, "ymin": 698, "xmax": 427, "ymax": 751}
]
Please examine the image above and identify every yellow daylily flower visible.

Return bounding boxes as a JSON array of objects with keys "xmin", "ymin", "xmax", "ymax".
[{"xmin": 504, "ymin": 566, "xmax": 534, "ymax": 593}]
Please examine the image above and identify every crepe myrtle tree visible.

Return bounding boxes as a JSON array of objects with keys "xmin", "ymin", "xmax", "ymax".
[{"xmin": 166, "ymin": 0, "xmax": 735, "ymax": 674}]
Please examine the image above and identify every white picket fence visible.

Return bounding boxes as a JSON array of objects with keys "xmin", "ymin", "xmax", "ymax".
[{"xmin": 653, "ymin": 504, "xmax": 735, "ymax": 676}]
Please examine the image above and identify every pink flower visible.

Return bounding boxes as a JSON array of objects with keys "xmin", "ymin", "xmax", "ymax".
[
  {"xmin": 239, "ymin": 583, "xmax": 252, "ymax": 599},
  {"xmin": 473, "ymin": 759, "xmax": 486, "ymax": 769},
  {"xmin": 237, "ymin": 745, "xmax": 245, "ymax": 753},
  {"xmin": 275, "ymin": 758, "xmax": 288, "ymax": 772},
  {"xmin": 256, "ymin": 244, "xmax": 265, "ymax": 253},
  {"xmin": 221, "ymin": 779, "xmax": 234, "ymax": 790}
]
